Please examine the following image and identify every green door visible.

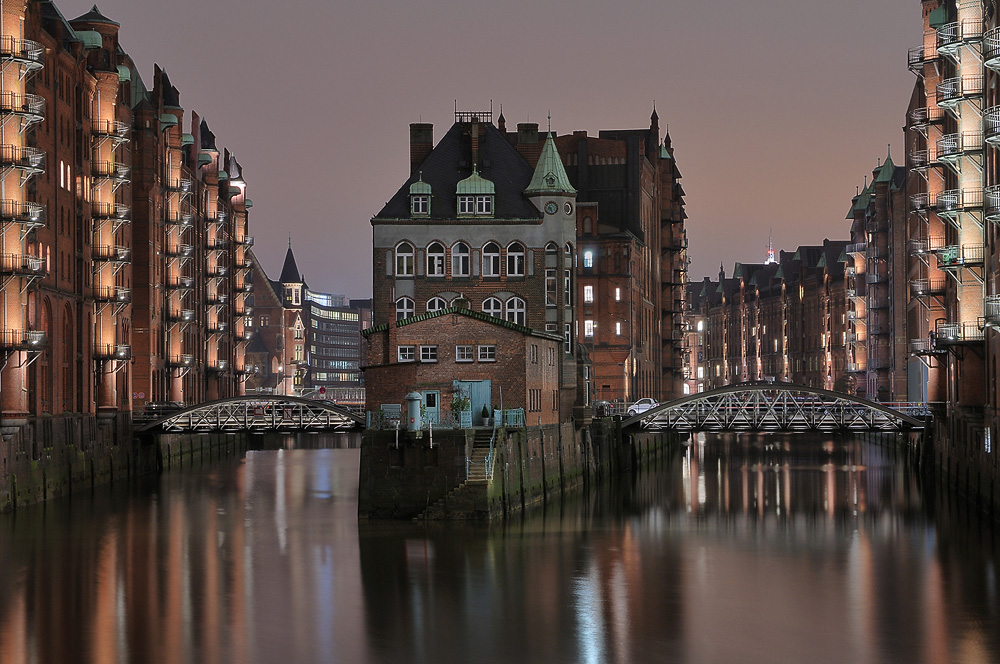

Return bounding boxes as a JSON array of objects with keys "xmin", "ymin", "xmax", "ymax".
[
  {"xmin": 422, "ymin": 391, "xmax": 440, "ymax": 425},
  {"xmin": 454, "ymin": 380, "xmax": 491, "ymax": 426}
]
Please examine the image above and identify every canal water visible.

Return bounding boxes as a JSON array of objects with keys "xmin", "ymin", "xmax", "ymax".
[{"xmin": 0, "ymin": 431, "xmax": 998, "ymax": 664}]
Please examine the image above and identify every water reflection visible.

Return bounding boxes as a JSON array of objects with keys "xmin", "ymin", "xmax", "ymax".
[{"xmin": 0, "ymin": 432, "xmax": 997, "ymax": 663}]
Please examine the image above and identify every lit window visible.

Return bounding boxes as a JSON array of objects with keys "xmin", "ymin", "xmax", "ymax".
[
  {"xmin": 506, "ymin": 242, "xmax": 525, "ymax": 277},
  {"xmin": 420, "ymin": 345, "xmax": 438, "ymax": 362},
  {"xmin": 583, "ymin": 250, "xmax": 594, "ymax": 268},
  {"xmin": 395, "ymin": 242, "xmax": 414, "ymax": 276},
  {"xmin": 584, "ymin": 320, "xmax": 595, "ymax": 337},
  {"xmin": 411, "ymin": 195, "xmax": 429, "ymax": 215},
  {"xmin": 545, "ymin": 269, "xmax": 557, "ymax": 307},
  {"xmin": 427, "ymin": 297, "xmax": 448, "ymax": 313},
  {"xmin": 697, "ymin": 320, "xmax": 704, "ymax": 332},
  {"xmin": 478, "ymin": 344, "xmax": 496, "ymax": 362},
  {"xmin": 398, "ymin": 345, "xmax": 415, "ymax": 362},
  {"xmin": 458, "ymin": 195, "xmax": 476, "ymax": 215},
  {"xmin": 395, "ymin": 297, "xmax": 414, "ymax": 321},
  {"xmin": 482, "ymin": 297, "xmax": 503, "ymax": 318},
  {"xmin": 616, "ymin": 321, "xmax": 622, "ymax": 336},
  {"xmin": 583, "ymin": 285, "xmax": 594, "ymax": 303},
  {"xmin": 456, "ymin": 345, "xmax": 474, "ymax": 362},
  {"xmin": 427, "ymin": 242, "xmax": 445, "ymax": 276},
  {"xmin": 482, "ymin": 242, "xmax": 501, "ymax": 277},
  {"xmin": 506, "ymin": 297, "xmax": 526, "ymax": 326},
  {"xmin": 294, "ymin": 345, "xmax": 303, "ymax": 361},
  {"xmin": 452, "ymin": 242, "xmax": 470, "ymax": 277},
  {"xmin": 615, "ymin": 287, "xmax": 621, "ymax": 302}
]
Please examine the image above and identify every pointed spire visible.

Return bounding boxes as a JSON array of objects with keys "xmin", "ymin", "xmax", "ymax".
[
  {"xmin": 280, "ymin": 239, "xmax": 302, "ymax": 283},
  {"xmin": 651, "ymin": 102, "xmax": 659, "ymax": 124},
  {"xmin": 525, "ymin": 131, "xmax": 575, "ymax": 196}
]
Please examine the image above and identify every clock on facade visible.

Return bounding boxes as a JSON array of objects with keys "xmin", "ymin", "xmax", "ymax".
[
  {"xmin": 564, "ymin": 202, "xmax": 573, "ymax": 216},
  {"xmin": 545, "ymin": 201, "xmax": 558, "ymax": 215}
]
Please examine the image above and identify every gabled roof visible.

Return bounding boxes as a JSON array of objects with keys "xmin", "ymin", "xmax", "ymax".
[
  {"xmin": 374, "ymin": 121, "xmax": 542, "ymax": 221},
  {"xmin": 363, "ymin": 307, "xmax": 562, "ymax": 341},
  {"xmin": 525, "ymin": 133, "xmax": 576, "ymax": 196},
  {"xmin": 71, "ymin": 4, "xmax": 119, "ymax": 26}
]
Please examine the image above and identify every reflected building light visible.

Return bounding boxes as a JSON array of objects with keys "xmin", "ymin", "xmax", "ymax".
[
  {"xmin": 572, "ymin": 562, "xmax": 607, "ymax": 664},
  {"xmin": 276, "ymin": 449, "xmax": 287, "ymax": 553}
]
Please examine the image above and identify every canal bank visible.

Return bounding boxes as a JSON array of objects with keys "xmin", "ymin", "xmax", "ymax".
[
  {"xmin": 929, "ymin": 406, "xmax": 1000, "ymax": 521},
  {"xmin": 358, "ymin": 418, "xmax": 682, "ymax": 520}
]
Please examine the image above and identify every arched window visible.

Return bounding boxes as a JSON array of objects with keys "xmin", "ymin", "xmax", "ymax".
[
  {"xmin": 506, "ymin": 242, "xmax": 525, "ymax": 277},
  {"xmin": 395, "ymin": 242, "xmax": 414, "ymax": 276},
  {"xmin": 564, "ymin": 242, "xmax": 573, "ymax": 256},
  {"xmin": 545, "ymin": 242, "xmax": 559, "ymax": 256},
  {"xmin": 482, "ymin": 297, "xmax": 503, "ymax": 318},
  {"xmin": 583, "ymin": 250, "xmax": 594, "ymax": 269},
  {"xmin": 395, "ymin": 297, "xmax": 414, "ymax": 321},
  {"xmin": 427, "ymin": 297, "xmax": 448, "ymax": 313},
  {"xmin": 482, "ymin": 242, "xmax": 501, "ymax": 277},
  {"xmin": 452, "ymin": 242, "xmax": 470, "ymax": 277},
  {"xmin": 426, "ymin": 242, "xmax": 445, "ymax": 277},
  {"xmin": 505, "ymin": 296, "xmax": 526, "ymax": 326}
]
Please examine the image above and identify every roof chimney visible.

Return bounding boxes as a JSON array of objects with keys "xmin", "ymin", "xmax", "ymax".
[
  {"xmin": 410, "ymin": 123, "xmax": 433, "ymax": 174},
  {"xmin": 516, "ymin": 122, "xmax": 540, "ymax": 165}
]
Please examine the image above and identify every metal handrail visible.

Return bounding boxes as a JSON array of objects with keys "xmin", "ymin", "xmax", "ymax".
[
  {"xmin": 0, "ymin": 91, "xmax": 45, "ymax": 119},
  {"xmin": 0, "ymin": 35, "xmax": 44, "ymax": 67},
  {"xmin": 0, "ymin": 199, "xmax": 44, "ymax": 225}
]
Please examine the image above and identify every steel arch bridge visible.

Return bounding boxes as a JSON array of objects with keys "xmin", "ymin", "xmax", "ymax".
[
  {"xmin": 134, "ymin": 396, "xmax": 365, "ymax": 433},
  {"xmin": 620, "ymin": 383, "xmax": 928, "ymax": 432}
]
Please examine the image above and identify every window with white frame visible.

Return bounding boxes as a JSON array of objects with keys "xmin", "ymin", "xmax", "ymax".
[
  {"xmin": 583, "ymin": 285, "xmax": 594, "ymax": 303},
  {"xmin": 564, "ymin": 269, "xmax": 572, "ymax": 305},
  {"xmin": 398, "ymin": 345, "xmax": 415, "ymax": 362},
  {"xmin": 505, "ymin": 297, "xmax": 526, "ymax": 326},
  {"xmin": 420, "ymin": 345, "xmax": 438, "ymax": 362},
  {"xmin": 426, "ymin": 242, "xmax": 445, "ymax": 276},
  {"xmin": 616, "ymin": 321, "xmax": 622, "ymax": 336},
  {"xmin": 395, "ymin": 242, "xmax": 414, "ymax": 276},
  {"xmin": 395, "ymin": 297, "xmax": 414, "ymax": 321},
  {"xmin": 584, "ymin": 320, "xmax": 595, "ymax": 337},
  {"xmin": 482, "ymin": 297, "xmax": 503, "ymax": 318},
  {"xmin": 615, "ymin": 287, "xmax": 621, "ymax": 301},
  {"xmin": 506, "ymin": 242, "xmax": 525, "ymax": 276},
  {"xmin": 564, "ymin": 323, "xmax": 572, "ymax": 353},
  {"xmin": 545, "ymin": 269, "xmax": 557, "ymax": 307},
  {"xmin": 583, "ymin": 250, "xmax": 594, "ymax": 268},
  {"xmin": 452, "ymin": 242, "xmax": 470, "ymax": 277},
  {"xmin": 476, "ymin": 195, "xmax": 493, "ymax": 215},
  {"xmin": 411, "ymin": 195, "xmax": 429, "ymax": 216},
  {"xmin": 427, "ymin": 297, "xmax": 448, "ymax": 313},
  {"xmin": 478, "ymin": 344, "xmax": 496, "ymax": 362},
  {"xmin": 458, "ymin": 195, "xmax": 476, "ymax": 215},
  {"xmin": 456, "ymin": 345, "xmax": 474, "ymax": 362},
  {"xmin": 482, "ymin": 242, "xmax": 501, "ymax": 277}
]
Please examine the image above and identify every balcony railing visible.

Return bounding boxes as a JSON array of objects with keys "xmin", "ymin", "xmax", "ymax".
[
  {"xmin": 909, "ymin": 149, "xmax": 935, "ymax": 170},
  {"xmin": 94, "ymin": 344, "xmax": 131, "ymax": 360},
  {"xmin": 166, "ymin": 178, "xmax": 192, "ymax": 193},
  {"xmin": 846, "ymin": 362, "xmax": 866, "ymax": 373},
  {"xmin": 845, "ymin": 332, "xmax": 866, "ymax": 344},
  {"xmin": 847, "ymin": 242, "xmax": 867, "ymax": 255},
  {"xmin": 0, "ymin": 144, "xmax": 45, "ymax": 174},
  {"xmin": 0, "ymin": 35, "xmax": 44, "ymax": 74},
  {"xmin": 910, "ymin": 192, "xmax": 936, "ymax": 211},
  {"xmin": 0, "ymin": 252, "xmax": 45, "ymax": 277},
  {"xmin": 207, "ymin": 293, "xmax": 229, "ymax": 305},
  {"xmin": 207, "ymin": 321, "xmax": 229, "ymax": 334},
  {"xmin": 91, "ymin": 119, "xmax": 129, "ymax": 140},
  {"xmin": 207, "ymin": 237, "xmax": 228, "ymax": 250},
  {"xmin": 207, "ymin": 266, "xmax": 228, "ymax": 278},
  {"xmin": 845, "ymin": 266, "xmax": 856, "ymax": 277},
  {"xmin": 0, "ymin": 200, "xmax": 44, "ymax": 231},
  {"xmin": 207, "ymin": 359, "xmax": 229, "ymax": 372},
  {"xmin": 0, "ymin": 329, "xmax": 45, "ymax": 350},
  {"xmin": 986, "ymin": 294, "xmax": 1000, "ymax": 325},
  {"xmin": 936, "ymin": 188, "xmax": 983, "ymax": 218},
  {"xmin": 911, "ymin": 278, "xmax": 946, "ymax": 297},
  {"xmin": 907, "ymin": 45, "xmax": 939, "ymax": 72},
  {"xmin": 234, "ymin": 281, "xmax": 252, "ymax": 293},
  {"xmin": 869, "ymin": 295, "xmax": 889, "ymax": 309},
  {"xmin": 92, "ymin": 202, "xmax": 129, "ymax": 221},
  {"xmin": 94, "ymin": 286, "xmax": 131, "ymax": 303},
  {"xmin": 167, "ymin": 354, "xmax": 194, "ymax": 367},
  {"xmin": 936, "ymin": 320, "xmax": 985, "ymax": 343},
  {"xmin": 166, "ymin": 243, "xmax": 193, "ymax": 258},
  {"xmin": 235, "ymin": 257, "xmax": 252, "ymax": 269},
  {"xmin": 167, "ymin": 276, "xmax": 194, "ymax": 290},
  {"xmin": 92, "ymin": 245, "xmax": 130, "ymax": 263},
  {"xmin": 92, "ymin": 161, "xmax": 130, "ymax": 181},
  {"xmin": 987, "ymin": 185, "xmax": 1000, "ymax": 223},
  {"xmin": 937, "ymin": 75, "xmax": 984, "ymax": 107},
  {"xmin": 986, "ymin": 25, "xmax": 1000, "ymax": 70},
  {"xmin": 865, "ymin": 272, "xmax": 885, "ymax": 284},
  {"xmin": 937, "ymin": 19, "xmax": 984, "ymax": 54},
  {"xmin": 169, "ymin": 309, "xmax": 195, "ymax": 323},
  {"xmin": 936, "ymin": 243, "xmax": 984, "ymax": 267},
  {"xmin": 936, "ymin": 132, "xmax": 983, "ymax": 162},
  {"xmin": 165, "ymin": 211, "xmax": 193, "ymax": 226},
  {"xmin": 908, "ymin": 106, "xmax": 946, "ymax": 127},
  {"xmin": 0, "ymin": 91, "xmax": 45, "ymax": 126},
  {"xmin": 237, "ymin": 235, "xmax": 254, "ymax": 247},
  {"xmin": 868, "ymin": 357, "xmax": 891, "ymax": 371}
]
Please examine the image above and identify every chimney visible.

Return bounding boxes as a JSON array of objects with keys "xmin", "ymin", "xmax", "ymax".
[
  {"xmin": 470, "ymin": 121, "xmax": 479, "ymax": 169},
  {"xmin": 410, "ymin": 123, "xmax": 433, "ymax": 174},
  {"xmin": 516, "ymin": 122, "xmax": 540, "ymax": 165}
]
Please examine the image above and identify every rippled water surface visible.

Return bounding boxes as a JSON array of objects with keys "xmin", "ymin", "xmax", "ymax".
[{"xmin": 0, "ymin": 432, "xmax": 998, "ymax": 663}]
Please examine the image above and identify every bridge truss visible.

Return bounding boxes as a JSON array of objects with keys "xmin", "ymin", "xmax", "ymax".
[
  {"xmin": 135, "ymin": 396, "xmax": 364, "ymax": 433},
  {"xmin": 621, "ymin": 383, "xmax": 927, "ymax": 432}
]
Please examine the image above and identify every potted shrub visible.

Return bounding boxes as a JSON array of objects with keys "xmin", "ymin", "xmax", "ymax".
[{"xmin": 481, "ymin": 403, "xmax": 491, "ymax": 426}]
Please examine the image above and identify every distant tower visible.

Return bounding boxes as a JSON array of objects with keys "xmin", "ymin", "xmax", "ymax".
[{"xmin": 765, "ymin": 230, "xmax": 777, "ymax": 264}]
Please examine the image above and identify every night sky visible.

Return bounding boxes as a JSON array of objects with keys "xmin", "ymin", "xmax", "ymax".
[{"xmin": 60, "ymin": 0, "xmax": 921, "ymax": 298}]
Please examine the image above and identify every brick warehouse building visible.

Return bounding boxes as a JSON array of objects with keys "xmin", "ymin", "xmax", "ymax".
[
  {"xmin": 367, "ymin": 110, "xmax": 579, "ymax": 420},
  {"xmin": 0, "ymin": 2, "xmax": 253, "ymax": 458}
]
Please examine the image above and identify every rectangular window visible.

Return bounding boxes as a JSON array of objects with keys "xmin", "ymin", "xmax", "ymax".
[
  {"xmin": 564, "ymin": 270, "xmax": 572, "ymax": 305},
  {"xmin": 420, "ymin": 345, "xmax": 438, "ymax": 362},
  {"xmin": 583, "ymin": 285, "xmax": 594, "ymax": 303},
  {"xmin": 478, "ymin": 344, "xmax": 496, "ymax": 362},
  {"xmin": 458, "ymin": 196, "xmax": 475, "ymax": 214},
  {"xmin": 476, "ymin": 195, "xmax": 493, "ymax": 215},
  {"xmin": 584, "ymin": 320, "xmax": 595, "ymax": 337},
  {"xmin": 411, "ymin": 195, "xmax": 429, "ymax": 215},
  {"xmin": 530, "ymin": 344, "xmax": 538, "ymax": 364},
  {"xmin": 545, "ymin": 269, "xmax": 557, "ymax": 307},
  {"xmin": 616, "ymin": 321, "xmax": 622, "ymax": 336},
  {"xmin": 398, "ymin": 345, "xmax": 415, "ymax": 362},
  {"xmin": 615, "ymin": 287, "xmax": 621, "ymax": 301},
  {"xmin": 564, "ymin": 323, "xmax": 572, "ymax": 353},
  {"xmin": 294, "ymin": 327, "xmax": 304, "ymax": 339},
  {"xmin": 294, "ymin": 345, "xmax": 303, "ymax": 361},
  {"xmin": 456, "ymin": 345, "xmax": 474, "ymax": 362},
  {"xmin": 260, "ymin": 315, "xmax": 269, "ymax": 327}
]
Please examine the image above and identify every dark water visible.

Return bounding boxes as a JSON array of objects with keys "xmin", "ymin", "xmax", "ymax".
[{"xmin": 0, "ymin": 432, "xmax": 998, "ymax": 664}]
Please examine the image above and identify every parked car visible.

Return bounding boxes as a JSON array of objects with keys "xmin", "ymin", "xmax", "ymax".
[{"xmin": 627, "ymin": 398, "xmax": 658, "ymax": 417}]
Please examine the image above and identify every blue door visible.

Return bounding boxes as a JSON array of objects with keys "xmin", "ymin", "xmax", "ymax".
[
  {"xmin": 454, "ymin": 380, "xmax": 491, "ymax": 426},
  {"xmin": 422, "ymin": 390, "xmax": 440, "ymax": 425}
]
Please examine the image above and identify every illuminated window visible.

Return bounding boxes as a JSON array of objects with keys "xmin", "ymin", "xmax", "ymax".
[
  {"xmin": 583, "ymin": 250, "xmax": 594, "ymax": 268},
  {"xmin": 584, "ymin": 320, "xmax": 595, "ymax": 337},
  {"xmin": 615, "ymin": 287, "xmax": 621, "ymax": 301},
  {"xmin": 616, "ymin": 321, "xmax": 622, "ymax": 336},
  {"xmin": 583, "ymin": 285, "xmax": 594, "ymax": 303}
]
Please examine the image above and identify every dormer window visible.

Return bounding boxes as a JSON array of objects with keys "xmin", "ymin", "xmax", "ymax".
[
  {"xmin": 458, "ymin": 196, "xmax": 476, "ymax": 215},
  {"xmin": 476, "ymin": 195, "xmax": 493, "ymax": 215},
  {"xmin": 456, "ymin": 168, "xmax": 495, "ymax": 217},
  {"xmin": 409, "ymin": 173, "xmax": 432, "ymax": 217}
]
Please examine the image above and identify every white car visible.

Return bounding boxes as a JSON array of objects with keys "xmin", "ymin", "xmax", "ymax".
[{"xmin": 627, "ymin": 398, "xmax": 658, "ymax": 417}]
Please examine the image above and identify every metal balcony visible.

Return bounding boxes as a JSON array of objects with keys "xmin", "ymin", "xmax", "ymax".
[
  {"xmin": 986, "ymin": 294, "xmax": 1000, "ymax": 325},
  {"xmin": 846, "ymin": 362, "xmax": 866, "ymax": 373},
  {"xmin": 908, "ymin": 106, "xmax": 945, "ymax": 128},
  {"xmin": 936, "ymin": 243, "xmax": 984, "ymax": 268},
  {"xmin": 207, "ymin": 321, "xmax": 229, "ymax": 335},
  {"xmin": 907, "ymin": 45, "xmax": 939, "ymax": 73},
  {"xmin": 234, "ymin": 281, "xmax": 252, "ymax": 293},
  {"xmin": 238, "ymin": 327, "xmax": 254, "ymax": 341},
  {"xmin": 846, "ymin": 311, "xmax": 866, "ymax": 324},
  {"xmin": 166, "ymin": 178, "xmax": 193, "ymax": 193},
  {"xmin": 0, "ymin": 252, "xmax": 45, "ymax": 277},
  {"xmin": 987, "ymin": 185, "xmax": 1000, "ymax": 223},
  {"xmin": 0, "ymin": 92, "xmax": 45, "ymax": 128},
  {"xmin": 207, "ymin": 293, "xmax": 229, "ymax": 305},
  {"xmin": 207, "ymin": 265, "xmax": 228, "ymax": 278},
  {"xmin": 92, "ymin": 161, "xmax": 130, "ymax": 182},
  {"xmin": 167, "ymin": 354, "xmax": 194, "ymax": 368},
  {"xmin": 937, "ymin": 19, "xmax": 983, "ymax": 56},
  {"xmin": 911, "ymin": 278, "xmax": 946, "ymax": 297},
  {"xmin": 235, "ymin": 305, "xmax": 253, "ymax": 317},
  {"xmin": 169, "ymin": 309, "xmax": 195, "ymax": 324},
  {"xmin": 207, "ymin": 359, "xmax": 229, "ymax": 372},
  {"xmin": 0, "ymin": 144, "xmax": 45, "ymax": 177},
  {"xmin": 92, "ymin": 245, "xmax": 130, "ymax": 263},
  {"xmin": 987, "ymin": 26, "xmax": 1000, "ymax": 70},
  {"xmin": 908, "ymin": 149, "xmax": 937, "ymax": 172},
  {"xmin": 235, "ymin": 257, "xmax": 252, "ymax": 269},
  {"xmin": 0, "ymin": 35, "xmax": 44, "ymax": 77},
  {"xmin": 91, "ymin": 119, "xmax": 129, "ymax": 141},
  {"xmin": 94, "ymin": 343, "xmax": 131, "ymax": 360},
  {"xmin": 846, "ymin": 288, "xmax": 862, "ymax": 300},
  {"xmin": 167, "ymin": 276, "xmax": 194, "ymax": 290},
  {"xmin": 936, "ymin": 132, "xmax": 982, "ymax": 164},
  {"xmin": 847, "ymin": 242, "xmax": 867, "ymax": 255},
  {"xmin": 845, "ymin": 332, "xmax": 866, "ymax": 344},
  {"xmin": 868, "ymin": 295, "xmax": 889, "ymax": 309},
  {"xmin": 207, "ymin": 237, "xmax": 229, "ymax": 250},
  {"xmin": 910, "ymin": 192, "xmax": 936, "ymax": 212},
  {"xmin": 238, "ymin": 235, "xmax": 254, "ymax": 247},
  {"xmin": 94, "ymin": 286, "xmax": 131, "ymax": 303},
  {"xmin": 935, "ymin": 320, "xmax": 985, "ymax": 344},
  {"xmin": 92, "ymin": 202, "xmax": 129, "ymax": 222},
  {"xmin": 166, "ymin": 243, "xmax": 193, "ymax": 258},
  {"xmin": 0, "ymin": 329, "xmax": 45, "ymax": 350},
  {"xmin": 937, "ymin": 75, "xmax": 983, "ymax": 108},
  {"xmin": 165, "ymin": 211, "xmax": 193, "ymax": 227},
  {"xmin": 936, "ymin": 188, "xmax": 983, "ymax": 220},
  {"xmin": 0, "ymin": 200, "xmax": 44, "ymax": 233},
  {"xmin": 909, "ymin": 238, "xmax": 944, "ymax": 256},
  {"xmin": 845, "ymin": 266, "xmax": 856, "ymax": 277},
  {"xmin": 865, "ymin": 272, "xmax": 885, "ymax": 284}
]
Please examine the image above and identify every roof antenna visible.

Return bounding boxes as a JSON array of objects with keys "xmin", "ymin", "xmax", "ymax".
[
  {"xmin": 288, "ymin": 233, "xmax": 292, "ymax": 248},
  {"xmin": 547, "ymin": 110, "xmax": 551, "ymax": 134}
]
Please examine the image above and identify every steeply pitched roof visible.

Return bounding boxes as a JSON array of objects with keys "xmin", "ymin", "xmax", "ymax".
[
  {"xmin": 374, "ymin": 121, "xmax": 542, "ymax": 221},
  {"xmin": 71, "ymin": 4, "xmax": 119, "ymax": 26},
  {"xmin": 525, "ymin": 133, "xmax": 576, "ymax": 196},
  {"xmin": 279, "ymin": 243, "xmax": 302, "ymax": 283}
]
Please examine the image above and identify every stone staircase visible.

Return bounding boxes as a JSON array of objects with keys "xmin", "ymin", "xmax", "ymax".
[{"xmin": 414, "ymin": 428, "xmax": 494, "ymax": 520}]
